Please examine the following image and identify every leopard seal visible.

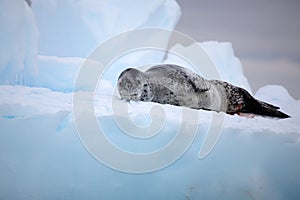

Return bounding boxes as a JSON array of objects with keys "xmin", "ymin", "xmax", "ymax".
[{"xmin": 117, "ymin": 64, "xmax": 290, "ymax": 118}]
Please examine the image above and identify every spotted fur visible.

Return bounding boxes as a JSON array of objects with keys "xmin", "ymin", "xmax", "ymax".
[{"xmin": 117, "ymin": 64, "xmax": 290, "ymax": 118}]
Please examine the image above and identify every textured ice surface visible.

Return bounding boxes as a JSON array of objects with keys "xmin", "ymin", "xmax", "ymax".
[{"xmin": 1, "ymin": 107, "xmax": 300, "ymax": 200}]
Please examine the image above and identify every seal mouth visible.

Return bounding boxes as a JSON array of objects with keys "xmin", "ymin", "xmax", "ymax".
[
  {"xmin": 121, "ymin": 93, "xmax": 141, "ymax": 101},
  {"xmin": 118, "ymin": 78, "xmax": 142, "ymax": 101}
]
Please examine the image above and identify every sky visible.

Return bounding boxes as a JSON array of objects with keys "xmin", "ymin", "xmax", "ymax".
[{"xmin": 174, "ymin": 0, "xmax": 300, "ymax": 99}]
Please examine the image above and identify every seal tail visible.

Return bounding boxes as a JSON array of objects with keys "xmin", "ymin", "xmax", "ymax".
[
  {"xmin": 241, "ymin": 98, "xmax": 290, "ymax": 119},
  {"xmin": 253, "ymin": 100, "xmax": 290, "ymax": 118},
  {"xmin": 238, "ymin": 89, "xmax": 290, "ymax": 119}
]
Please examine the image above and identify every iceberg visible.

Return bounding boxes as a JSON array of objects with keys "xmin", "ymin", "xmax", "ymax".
[
  {"xmin": 0, "ymin": 0, "xmax": 38, "ymax": 85},
  {"xmin": 0, "ymin": 0, "xmax": 300, "ymax": 199},
  {"xmin": 31, "ymin": 0, "xmax": 181, "ymax": 57}
]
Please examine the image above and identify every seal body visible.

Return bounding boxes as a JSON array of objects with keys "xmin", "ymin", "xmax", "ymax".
[
  {"xmin": 117, "ymin": 64, "xmax": 290, "ymax": 118},
  {"xmin": 117, "ymin": 65, "xmax": 226, "ymax": 111}
]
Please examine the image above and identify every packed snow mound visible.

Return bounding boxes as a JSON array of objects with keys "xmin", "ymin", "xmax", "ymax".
[
  {"xmin": 0, "ymin": 0, "xmax": 38, "ymax": 85},
  {"xmin": 0, "ymin": 84, "xmax": 298, "ymax": 134},
  {"xmin": 0, "ymin": 85, "xmax": 72, "ymax": 116}
]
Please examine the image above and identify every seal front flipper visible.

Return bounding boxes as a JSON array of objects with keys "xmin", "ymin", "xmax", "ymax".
[{"xmin": 149, "ymin": 82, "xmax": 181, "ymax": 106}]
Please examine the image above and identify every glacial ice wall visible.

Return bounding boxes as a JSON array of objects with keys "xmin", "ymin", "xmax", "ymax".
[
  {"xmin": 32, "ymin": 0, "xmax": 181, "ymax": 57},
  {"xmin": 0, "ymin": 0, "xmax": 38, "ymax": 85}
]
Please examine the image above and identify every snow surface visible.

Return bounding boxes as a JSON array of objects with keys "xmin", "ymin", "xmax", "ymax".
[{"xmin": 1, "ymin": 0, "xmax": 300, "ymax": 199}]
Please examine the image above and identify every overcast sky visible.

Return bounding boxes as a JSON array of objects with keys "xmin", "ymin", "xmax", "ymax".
[{"xmin": 174, "ymin": 0, "xmax": 300, "ymax": 99}]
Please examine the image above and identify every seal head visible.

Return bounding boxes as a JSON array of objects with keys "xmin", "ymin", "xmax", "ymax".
[{"xmin": 117, "ymin": 68, "xmax": 152, "ymax": 101}]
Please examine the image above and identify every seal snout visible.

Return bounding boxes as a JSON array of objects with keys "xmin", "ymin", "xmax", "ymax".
[{"xmin": 117, "ymin": 68, "xmax": 146, "ymax": 101}]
